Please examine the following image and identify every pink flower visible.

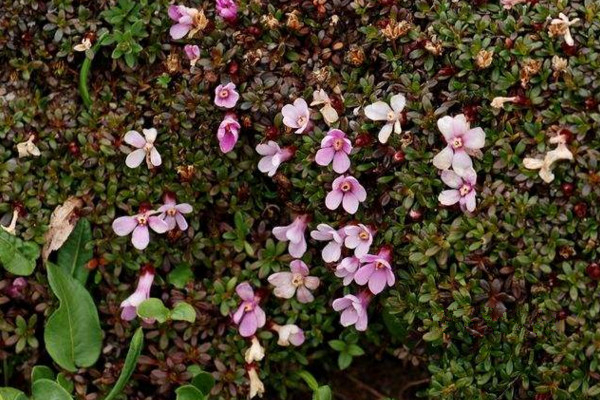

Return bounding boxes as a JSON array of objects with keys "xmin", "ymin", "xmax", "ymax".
[
  {"xmin": 325, "ymin": 175, "xmax": 367, "ymax": 214},
  {"xmin": 168, "ymin": 5, "xmax": 205, "ymax": 40},
  {"xmin": 282, "ymin": 98, "xmax": 310, "ymax": 134},
  {"xmin": 233, "ymin": 282, "xmax": 266, "ymax": 337},
  {"xmin": 315, "ymin": 129, "xmax": 352, "ymax": 173},
  {"xmin": 272, "ymin": 214, "xmax": 309, "ymax": 258},
  {"xmin": 216, "ymin": 0, "xmax": 237, "ymax": 21},
  {"xmin": 272, "ymin": 324, "xmax": 305, "ymax": 346},
  {"xmin": 112, "ymin": 208, "xmax": 169, "ymax": 250},
  {"xmin": 364, "ymin": 94, "xmax": 406, "ymax": 143},
  {"xmin": 343, "ymin": 224, "xmax": 373, "ymax": 258},
  {"xmin": 267, "ymin": 260, "xmax": 320, "ymax": 303},
  {"xmin": 310, "ymin": 223, "xmax": 345, "ymax": 263},
  {"xmin": 217, "ymin": 113, "xmax": 241, "ymax": 153},
  {"xmin": 432, "ymin": 114, "xmax": 485, "ymax": 173},
  {"xmin": 332, "ymin": 291, "xmax": 371, "ymax": 331},
  {"xmin": 438, "ymin": 167, "xmax": 478, "ymax": 213},
  {"xmin": 120, "ymin": 265, "xmax": 155, "ymax": 321},
  {"xmin": 124, "ymin": 128, "xmax": 161, "ymax": 169},
  {"xmin": 335, "ymin": 256, "xmax": 361, "ymax": 286},
  {"xmin": 354, "ymin": 247, "xmax": 395, "ymax": 294},
  {"xmin": 184, "ymin": 44, "xmax": 200, "ymax": 65},
  {"xmin": 214, "ymin": 82, "xmax": 239, "ymax": 109},
  {"xmin": 256, "ymin": 141, "xmax": 294, "ymax": 177},
  {"xmin": 501, "ymin": 0, "xmax": 527, "ymax": 9},
  {"xmin": 157, "ymin": 193, "xmax": 193, "ymax": 231}
]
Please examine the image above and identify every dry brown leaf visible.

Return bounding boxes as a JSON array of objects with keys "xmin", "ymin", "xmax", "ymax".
[{"xmin": 42, "ymin": 197, "xmax": 83, "ymax": 260}]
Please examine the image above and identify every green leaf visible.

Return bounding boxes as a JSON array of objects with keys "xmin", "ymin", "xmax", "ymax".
[
  {"xmin": 104, "ymin": 327, "xmax": 144, "ymax": 400},
  {"xmin": 328, "ymin": 340, "xmax": 346, "ymax": 352},
  {"xmin": 0, "ymin": 387, "xmax": 28, "ymax": 400},
  {"xmin": 296, "ymin": 371, "xmax": 319, "ymax": 391},
  {"xmin": 170, "ymin": 302, "xmax": 196, "ymax": 322},
  {"xmin": 175, "ymin": 385, "xmax": 206, "ymax": 400},
  {"xmin": 57, "ymin": 219, "xmax": 93, "ymax": 285},
  {"xmin": 191, "ymin": 372, "xmax": 215, "ymax": 395},
  {"xmin": 337, "ymin": 352, "xmax": 353, "ymax": 370},
  {"xmin": 0, "ymin": 229, "xmax": 40, "ymax": 276},
  {"xmin": 137, "ymin": 298, "xmax": 169, "ymax": 323},
  {"xmin": 32, "ymin": 379, "xmax": 72, "ymax": 400},
  {"xmin": 44, "ymin": 263, "xmax": 102, "ymax": 372},
  {"xmin": 313, "ymin": 386, "xmax": 332, "ymax": 400},
  {"xmin": 168, "ymin": 264, "xmax": 194, "ymax": 289},
  {"xmin": 32, "ymin": 365, "xmax": 55, "ymax": 383}
]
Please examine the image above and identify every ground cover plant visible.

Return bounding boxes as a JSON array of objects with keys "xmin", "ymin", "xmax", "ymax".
[{"xmin": 1, "ymin": 0, "xmax": 600, "ymax": 399}]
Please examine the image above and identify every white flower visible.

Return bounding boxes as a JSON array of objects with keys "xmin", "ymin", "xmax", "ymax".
[
  {"xmin": 123, "ymin": 128, "xmax": 162, "ymax": 169},
  {"xmin": 364, "ymin": 94, "xmax": 406, "ymax": 143},
  {"xmin": 16, "ymin": 135, "xmax": 40, "ymax": 158},
  {"xmin": 523, "ymin": 134, "xmax": 573, "ymax": 183},
  {"xmin": 311, "ymin": 89, "xmax": 339, "ymax": 125},
  {"xmin": 548, "ymin": 13, "xmax": 580, "ymax": 47},
  {"xmin": 244, "ymin": 337, "xmax": 265, "ymax": 363},
  {"xmin": 73, "ymin": 37, "xmax": 92, "ymax": 52},
  {"xmin": 248, "ymin": 367, "xmax": 265, "ymax": 399},
  {"xmin": 490, "ymin": 96, "xmax": 518, "ymax": 109},
  {"xmin": 273, "ymin": 324, "xmax": 305, "ymax": 346}
]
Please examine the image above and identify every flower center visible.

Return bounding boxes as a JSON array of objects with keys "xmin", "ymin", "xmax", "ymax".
[
  {"xmin": 386, "ymin": 111, "xmax": 396, "ymax": 121},
  {"xmin": 297, "ymin": 115, "xmax": 307, "ymax": 126},
  {"xmin": 143, "ymin": 143, "xmax": 153, "ymax": 151},
  {"xmin": 359, "ymin": 231, "xmax": 369, "ymax": 240},
  {"xmin": 219, "ymin": 89, "xmax": 229, "ymax": 98},
  {"xmin": 137, "ymin": 216, "xmax": 147, "ymax": 226},
  {"xmin": 166, "ymin": 208, "xmax": 177, "ymax": 216},
  {"xmin": 459, "ymin": 184, "xmax": 471, "ymax": 196},
  {"xmin": 452, "ymin": 137, "xmax": 463, "ymax": 149},
  {"xmin": 244, "ymin": 302, "xmax": 254, "ymax": 312},
  {"xmin": 375, "ymin": 261, "xmax": 385, "ymax": 270},
  {"xmin": 333, "ymin": 138, "xmax": 344, "ymax": 151},
  {"xmin": 340, "ymin": 181, "xmax": 352, "ymax": 192},
  {"xmin": 291, "ymin": 273, "xmax": 304, "ymax": 287}
]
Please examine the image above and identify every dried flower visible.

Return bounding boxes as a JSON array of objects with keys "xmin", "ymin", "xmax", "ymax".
[
  {"xmin": 315, "ymin": 129, "xmax": 352, "ymax": 173},
  {"xmin": 501, "ymin": 0, "xmax": 527, "ymax": 9},
  {"xmin": 438, "ymin": 167, "xmax": 478, "ymax": 213},
  {"xmin": 183, "ymin": 44, "xmax": 200, "ymax": 66},
  {"xmin": 216, "ymin": 0, "xmax": 237, "ymax": 21},
  {"xmin": 286, "ymin": 11, "xmax": 303, "ymax": 30},
  {"xmin": 325, "ymin": 175, "xmax": 367, "ymax": 214},
  {"xmin": 475, "ymin": 49, "xmax": 494, "ymax": 69},
  {"xmin": 244, "ymin": 336, "xmax": 265, "ymax": 363},
  {"xmin": 332, "ymin": 291, "xmax": 371, "ymax": 331},
  {"xmin": 16, "ymin": 135, "xmax": 40, "ymax": 158},
  {"xmin": 247, "ymin": 366, "xmax": 265, "ymax": 398},
  {"xmin": 272, "ymin": 214, "xmax": 309, "ymax": 258},
  {"xmin": 548, "ymin": 13, "xmax": 579, "ymax": 46},
  {"xmin": 335, "ymin": 256, "xmax": 361, "ymax": 286},
  {"xmin": 272, "ymin": 324, "xmax": 305, "ymax": 346},
  {"xmin": 552, "ymin": 55, "xmax": 568, "ymax": 77},
  {"xmin": 256, "ymin": 141, "xmax": 294, "ymax": 177},
  {"xmin": 233, "ymin": 282, "xmax": 266, "ymax": 337},
  {"xmin": 354, "ymin": 247, "xmax": 394, "ymax": 294},
  {"xmin": 432, "ymin": 114, "xmax": 485, "ymax": 173},
  {"xmin": 73, "ymin": 37, "xmax": 92, "ymax": 52},
  {"xmin": 364, "ymin": 94, "xmax": 406, "ymax": 144},
  {"xmin": 157, "ymin": 193, "xmax": 193, "ymax": 231},
  {"xmin": 214, "ymin": 82, "xmax": 240, "ymax": 109},
  {"xmin": 310, "ymin": 89, "xmax": 339, "ymax": 125},
  {"xmin": 267, "ymin": 260, "xmax": 320, "ymax": 303},
  {"xmin": 281, "ymin": 98, "xmax": 310, "ymax": 134},
  {"xmin": 343, "ymin": 224, "xmax": 373, "ymax": 258},
  {"xmin": 520, "ymin": 59, "xmax": 542, "ymax": 88},
  {"xmin": 217, "ymin": 113, "xmax": 241, "ymax": 153},
  {"xmin": 523, "ymin": 133, "xmax": 574, "ymax": 183},
  {"xmin": 310, "ymin": 224, "xmax": 346, "ymax": 263},
  {"xmin": 120, "ymin": 265, "xmax": 155, "ymax": 321},
  {"xmin": 124, "ymin": 129, "xmax": 162, "ymax": 169},
  {"xmin": 381, "ymin": 20, "xmax": 411, "ymax": 41},
  {"xmin": 424, "ymin": 38, "xmax": 442, "ymax": 55},
  {"xmin": 347, "ymin": 46, "xmax": 365, "ymax": 66},
  {"xmin": 261, "ymin": 14, "xmax": 280, "ymax": 29},
  {"xmin": 491, "ymin": 96, "xmax": 518, "ymax": 109},
  {"xmin": 112, "ymin": 208, "xmax": 169, "ymax": 250},
  {"xmin": 177, "ymin": 165, "xmax": 196, "ymax": 181},
  {"xmin": 168, "ymin": 5, "xmax": 208, "ymax": 40}
]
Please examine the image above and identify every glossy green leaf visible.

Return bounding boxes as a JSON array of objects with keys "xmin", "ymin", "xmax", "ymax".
[
  {"xmin": 170, "ymin": 302, "xmax": 196, "ymax": 322},
  {"xmin": 313, "ymin": 386, "xmax": 332, "ymax": 400},
  {"xmin": 137, "ymin": 298, "xmax": 169, "ymax": 323},
  {"xmin": 57, "ymin": 218, "xmax": 93, "ymax": 285},
  {"xmin": 0, "ymin": 387, "xmax": 28, "ymax": 400},
  {"xmin": 175, "ymin": 385, "xmax": 205, "ymax": 400},
  {"xmin": 104, "ymin": 327, "xmax": 144, "ymax": 400},
  {"xmin": 0, "ymin": 229, "xmax": 40, "ymax": 276},
  {"xmin": 32, "ymin": 379, "xmax": 72, "ymax": 400},
  {"xmin": 44, "ymin": 263, "xmax": 102, "ymax": 372},
  {"xmin": 190, "ymin": 372, "xmax": 215, "ymax": 395},
  {"xmin": 31, "ymin": 365, "xmax": 54, "ymax": 383}
]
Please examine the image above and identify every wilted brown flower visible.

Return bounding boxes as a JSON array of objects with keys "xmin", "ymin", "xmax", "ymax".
[
  {"xmin": 519, "ymin": 58, "xmax": 542, "ymax": 87},
  {"xmin": 166, "ymin": 53, "xmax": 181, "ymax": 74},
  {"xmin": 475, "ymin": 49, "xmax": 494, "ymax": 69},
  {"xmin": 286, "ymin": 11, "xmax": 303, "ymax": 31},
  {"xmin": 381, "ymin": 20, "xmax": 411, "ymax": 41},
  {"xmin": 261, "ymin": 14, "xmax": 279, "ymax": 30},
  {"xmin": 347, "ymin": 46, "xmax": 365, "ymax": 66},
  {"xmin": 552, "ymin": 55, "xmax": 568, "ymax": 78},
  {"xmin": 177, "ymin": 165, "xmax": 196, "ymax": 182},
  {"xmin": 424, "ymin": 38, "xmax": 442, "ymax": 55}
]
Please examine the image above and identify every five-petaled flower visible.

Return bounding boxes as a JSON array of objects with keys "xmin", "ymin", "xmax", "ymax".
[
  {"xmin": 233, "ymin": 282, "xmax": 266, "ymax": 337},
  {"xmin": 217, "ymin": 113, "xmax": 241, "ymax": 153},
  {"xmin": 438, "ymin": 167, "xmax": 478, "ymax": 213},
  {"xmin": 432, "ymin": 114, "xmax": 485, "ymax": 173},
  {"xmin": 364, "ymin": 94, "xmax": 406, "ymax": 143},
  {"xmin": 335, "ymin": 256, "xmax": 361, "ymax": 286},
  {"xmin": 216, "ymin": 0, "xmax": 238, "ymax": 21},
  {"xmin": 310, "ymin": 223, "xmax": 346, "ymax": 263},
  {"xmin": 120, "ymin": 265, "xmax": 155, "ymax": 321},
  {"xmin": 282, "ymin": 98, "xmax": 310, "ymax": 134},
  {"xmin": 343, "ymin": 224, "xmax": 373, "ymax": 258},
  {"xmin": 112, "ymin": 208, "xmax": 169, "ymax": 250},
  {"xmin": 268, "ymin": 260, "xmax": 320, "ymax": 303},
  {"xmin": 332, "ymin": 291, "xmax": 371, "ymax": 331},
  {"xmin": 157, "ymin": 193, "xmax": 193, "ymax": 231},
  {"xmin": 354, "ymin": 247, "xmax": 395, "ymax": 294},
  {"xmin": 124, "ymin": 128, "xmax": 162, "ymax": 169},
  {"xmin": 326, "ymin": 175, "xmax": 367, "ymax": 214},
  {"xmin": 256, "ymin": 141, "xmax": 294, "ymax": 177},
  {"xmin": 168, "ymin": 5, "xmax": 208, "ymax": 40},
  {"xmin": 315, "ymin": 129, "xmax": 352, "ymax": 174},
  {"xmin": 214, "ymin": 82, "xmax": 240, "ymax": 109},
  {"xmin": 272, "ymin": 214, "xmax": 309, "ymax": 258}
]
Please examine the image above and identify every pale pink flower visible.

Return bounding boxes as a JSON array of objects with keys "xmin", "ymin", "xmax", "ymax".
[
  {"xmin": 501, "ymin": 0, "xmax": 527, "ymax": 9},
  {"xmin": 112, "ymin": 208, "xmax": 169, "ymax": 250},
  {"xmin": 332, "ymin": 291, "xmax": 371, "ymax": 331},
  {"xmin": 354, "ymin": 247, "xmax": 395, "ymax": 294},
  {"xmin": 315, "ymin": 129, "xmax": 352, "ymax": 174},
  {"xmin": 267, "ymin": 260, "xmax": 320, "ymax": 303},
  {"xmin": 432, "ymin": 114, "xmax": 485, "ymax": 173},
  {"xmin": 272, "ymin": 214, "xmax": 309, "ymax": 258},
  {"xmin": 214, "ymin": 82, "xmax": 240, "ymax": 109},
  {"xmin": 120, "ymin": 265, "xmax": 155, "ymax": 321},
  {"xmin": 184, "ymin": 44, "xmax": 200, "ymax": 66},
  {"xmin": 438, "ymin": 167, "xmax": 478, "ymax": 213},
  {"xmin": 272, "ymin": 323, "xmax": 305, "ymax": 346},
  {"xmin": 217, "ymin": 113, "xmax": 241, "ymax": 153},
  {"xmin": 168, "ymin": 5, "xmax": 205, "ymax": 40},
  {"xmin": 325, "ymin": 175, "xmax": 367, "ymax": 214},
  {"xmin": 233, "ymin": 282, "xmax": 266, "ymax": 337},
  {"xmin": 124, "ymin": 128, "xmax": 162, "ymax": 169},
  {"xmin": 216, "ymin": 0, "xmax": 238, "ymax": 21},
  {"xmin": 256, "ymin": 141, "xmax": 294, "ymax": 177},
  {"xmin": 310, "ymin": 223, "xmax": 345, "ymax": 263},
  {"xmin": 282, "ymin": 98, "xmax": 310, "ymax": 134},
  {"xmin": 157, "ymin": 193, "xmax": 193, "ymax": 231},
  {"xmin": 364, "ymin": 94, "xmax": 406, "ymax": 143},
  {"xmin": 335, "ymin": 256, "xmax": 361, "ymax": 286},
  {"xmin": 343, "ymin": 224, "xmax": 373, "ymax": 258}
]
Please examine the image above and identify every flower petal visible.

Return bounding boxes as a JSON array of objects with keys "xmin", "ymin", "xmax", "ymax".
[
  {"xmin": 377, "ymin": 123, "xmax": 394, "ymax": 144},
  {"xmin": 463, "ymin": 127, "xmax": 485, "ymax": 149},
  {"xmin": 125, "ymin": 149, "xmax": 146, "ymax": 168},
  {"xmin": 112, "ymin": 216, "xmax": 138, "ymax": 236},
  {"xmin": 325, "ymin": 190, "xmax": 343, "ymax": 210},
  {"xmin": 439, "ymin": 190, "xmax": 461, "ymax": 206},
  {"xmin": 124, "ymin": 131, "xmax": 146, "ymax": 148},
  {"xmin": 364, "ymin": 101, "xmax": 392, "ymax": 121},
  {"xmin": 315, "ymin": 147, "xmax": 335, "ymax": 166},
  {"xmin": 342, "ymin": 192, "xmax": 360, "ymax": 214},
  {"xmin": 432, "ymin": 146, "xmax": 453, "ymax": 170},
  {"xmin": 332, "ymin": 152, "xmax": 351, "ymax": 174},
  {"xmin": 390, "ymin": 94, "xmax": 406, "ymax": 113},
  {"xmin": 131, "ymin": 225, "xmax": 150, "ymax": 250}
]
